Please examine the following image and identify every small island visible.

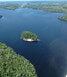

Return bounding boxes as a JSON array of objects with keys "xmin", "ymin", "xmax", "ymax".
[
  {"xmin": 0, "ymin": 15, "xmax": 2, "ymax": 18},
  {"xmin": 21, "ymin": 31, "xmax": 39, "ymax": 42},
  {"xmin": 58, "ymin": 15, "xmax": 67, "ymax": 21}
]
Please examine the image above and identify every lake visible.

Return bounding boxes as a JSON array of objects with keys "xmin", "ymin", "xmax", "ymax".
[{"xmin": 0, "ymin": 8, "xmax": 67, "ymax": 77}]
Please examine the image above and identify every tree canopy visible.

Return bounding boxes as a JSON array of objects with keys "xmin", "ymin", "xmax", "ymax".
[
  {"xmin": 0, "ymin": 42, "xmax": 37, "ymax": 77},
  {"xmin": 22, "ymin": 31, "xmax": 39, "ymax": 41},
  {"xmin": 58, "ymin": 15, "xmax": 67, "ymax": 21}
]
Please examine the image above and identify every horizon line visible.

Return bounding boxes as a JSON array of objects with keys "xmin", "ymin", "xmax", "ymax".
[{"xmin": 0, "ymin": 0, "xmax": 67, "ymax": 2}]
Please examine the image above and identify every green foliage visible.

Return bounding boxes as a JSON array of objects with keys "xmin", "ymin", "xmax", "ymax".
[
  {"xmin": 22, "ymin": 31, "xmax": 39, "ymax": 41},
  {"xmin": 1, "ymin": 2, "xmax": 67, "ymax": 13},
  {"xmin": 0, "ymin": 42, "xmax": 37, "ymax": 77},
  {"xmin": 0, "ymin": 4, "xmax": 21, "ymax": 10},
  {"xmin": 23, "ymin": 3, "xmax": 67, "ymax": 13},
  {"xmin": 58, "ymin": 15, "xmax": 67, "ymax": 21}
]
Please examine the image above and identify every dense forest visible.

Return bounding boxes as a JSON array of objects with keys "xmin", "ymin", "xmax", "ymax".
[
  {"xmin": 0, "ymin": 42, "xmax": 37, "ymax": 77},
  {"xmin": 23, "ymin": 3, "xmax": 67, "ymax": 13}
]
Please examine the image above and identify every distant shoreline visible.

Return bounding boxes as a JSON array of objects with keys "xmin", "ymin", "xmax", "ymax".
[{"xmin": 0, "ymin": 2, "xmax": 67, "ymax": 21}]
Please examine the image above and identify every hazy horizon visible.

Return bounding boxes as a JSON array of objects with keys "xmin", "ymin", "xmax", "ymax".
[{"xmin": 0, "ymin": 0, "xmax": 67, "ymax": 2}]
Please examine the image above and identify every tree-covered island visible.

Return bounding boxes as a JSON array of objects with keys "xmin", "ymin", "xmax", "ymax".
[
  {"xmin": 0, "ymin": 42, "xmax": 37, "ymax": 77},
  {"xmin": 58, "ymin": 15, "xmax": 67, "ymax": 21},
  {"xmin": 21, "ymin": 31, "xmax": 39, "ymax": 42},
  {"xmin": 0, "ymin": 15, "xmax": 2, "ymax": 18}
]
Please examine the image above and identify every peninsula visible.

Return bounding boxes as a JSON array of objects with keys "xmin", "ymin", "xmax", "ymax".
[
  {"xmin": 0, "ymin": 42, "xmax": 37, "ymax": 77},
  {"xmin": 58, "ymin": 15, "xmax": 67, "ymax": 21},
  {"xmin": 21, "ymin": 31, "xmax": 39, "ymax": 42}
]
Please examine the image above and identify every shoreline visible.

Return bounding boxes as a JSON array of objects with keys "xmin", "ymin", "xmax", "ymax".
[{"xmin": 23, "ymin": 38, "xmax": 40, "ymax": 42}]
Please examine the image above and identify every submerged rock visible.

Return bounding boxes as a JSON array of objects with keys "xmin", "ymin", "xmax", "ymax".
[{"xmin": 0, "ymin": 15, "xmax": 2, "ymax": 18}]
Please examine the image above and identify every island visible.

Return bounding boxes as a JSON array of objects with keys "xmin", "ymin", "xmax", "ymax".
[
  {"xmin": 58, "ymin": 15, "xmax": 67, "ymax": 21},
  {"xmin": 0, "ymin": 15, "xmax": 2, "ymax": 18},
  {"xmin": 21, "ymin": 31, "xmax": 39, "ymax": 42},
  {"xmin": 0, "ymin": 42, "xmax": 37, "ymax": 77}
]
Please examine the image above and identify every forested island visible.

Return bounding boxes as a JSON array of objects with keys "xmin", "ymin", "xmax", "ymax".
[
  {"xmin": 58, "ymin": 15, "xmax": 67, "ymax": 21},
  {"xmin": 21, "ymin": 31, "xmax": 39, "ymax": 42},
  {"xmin": 0, "ymin": 15, "xmax": 2, "ymax": 18},
  {"xmin": 0, "ymin": 42, "xmax": 37, "ymax": 77}
]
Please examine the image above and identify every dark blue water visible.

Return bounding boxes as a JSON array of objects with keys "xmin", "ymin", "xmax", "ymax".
[{"xmin": 0, "ymin": 8, "xmax": 67, "ymax": 77}]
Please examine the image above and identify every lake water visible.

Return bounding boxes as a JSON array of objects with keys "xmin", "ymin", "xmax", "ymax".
[{"xmin": 0, "ymin": 8, "xmax": 67, "ymax": 77}]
